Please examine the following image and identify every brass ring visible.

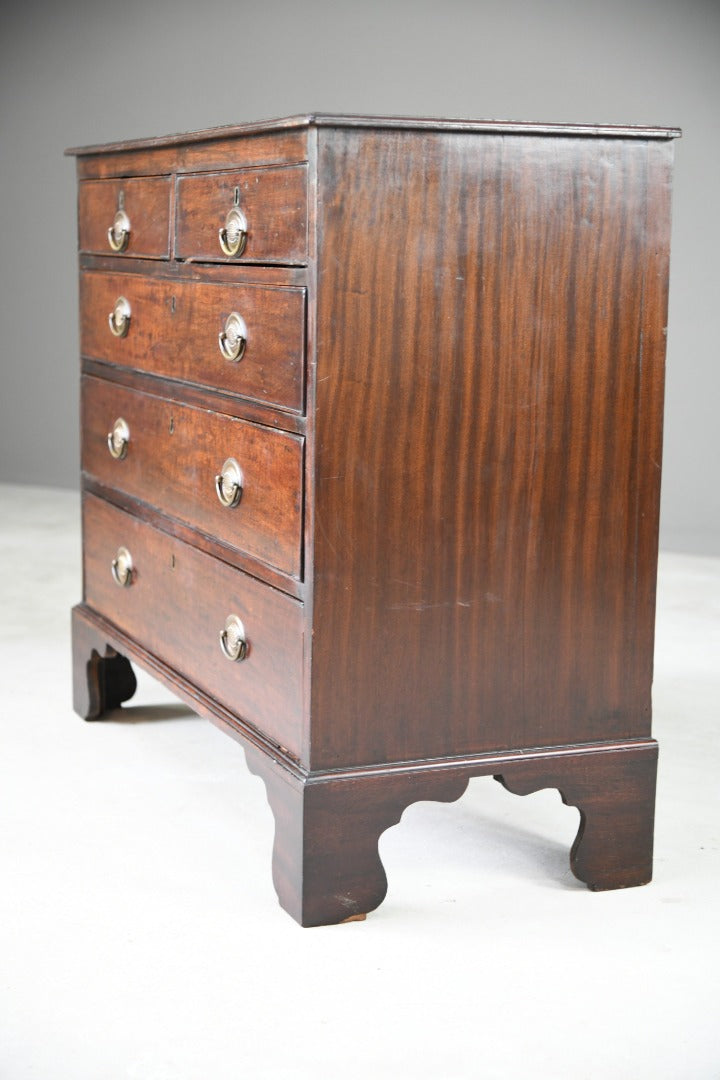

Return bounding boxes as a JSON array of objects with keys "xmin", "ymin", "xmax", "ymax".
[
  {"xmin": 218, "ymin": 312, "xmax": 247, "ymax": 362},
  {"xmin": 107, "ymin": 417, "xmax": 130, "ymax": 460},
  {"xmin": 215, "ymin": 457, "xmax": 243, "ymax": 508},
  {"xmin": 111, "ymin": 546, "xmax": 133, "ymax": 588},
  {"xmin": 108, "ymin": 296, "xmax": 131, "ymax": 338},
  {"xmin": 218, "ymin": 206, "xmax": 248, "ymax": 257},
  {"xmin": 108, "ymin": 209, "xmax": 131, "ymax": 252},
  {"xmin": 220, "ymin": 614, "xmax": 248, "ymax": 661}
]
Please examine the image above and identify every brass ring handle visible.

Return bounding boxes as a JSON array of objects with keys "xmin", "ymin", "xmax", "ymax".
[
  {"xmin": 214, "ymin": 457, "xmax": 243, "ymax": 508},
  {"xmin": 107, "ymin": 209, "xmax": 131, "ymax": 252},
  {"xmin": 220, "ymin": 614, "xmax": 248, "ymax": 662},
  {"xmin": 108, "ymin": 296, "xmax": 131, "ymax": 338},
  {"xmin": 111, "ymin": 546, "xmax": 134, "ymax": 588},
  {"xmin": 218, "ymin": 206, "xmax": 248, "ymax": 257},
  {"xmin": 107, "ymin": 417, "xmax": 130, "ymax": 460},
  {"xmin": 218, "ymin": 312, "xmax": 247, "ymax": 362}
]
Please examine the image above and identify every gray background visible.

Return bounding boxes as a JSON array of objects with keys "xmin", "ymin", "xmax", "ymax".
[{"xmin": 1, "ymin": 0, "xmax": 718, "ymax": 554}]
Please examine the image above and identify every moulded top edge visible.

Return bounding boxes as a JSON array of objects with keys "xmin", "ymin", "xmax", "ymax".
[{"xmin": 65, "ymin": 113, "xmax": 682, "ymax": 155}]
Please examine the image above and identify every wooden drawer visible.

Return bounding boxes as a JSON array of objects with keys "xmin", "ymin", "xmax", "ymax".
[
  {"xmin": 80, "ymin": 271, "xmax": 306, "ymax": 414},
  {"xmin": 83, "ymin": 493, "xmax": 304, "ymax": 757},
  {"xmin": 82, "ymin": 376, "xmax": 303, "ymax": 579},
  {"xmin": 78, "ymin": 177, "xmax": 171, "ymax": 258},
  {"xmin": 176, "ymin": 165, "xmax": 307, "ymax": 265}
]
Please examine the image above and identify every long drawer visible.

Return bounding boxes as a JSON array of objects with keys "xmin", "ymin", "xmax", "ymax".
[
  {"xmin": 80, "ymin": 271, "xmax": 306, "ymax": 414},
  {"xmin": 83, "ymin": 493, "xmax": 304, "ymax": 757},
  {"xmin": 82, "ymin": 376, "xmax": 303, "ymax": 579}
]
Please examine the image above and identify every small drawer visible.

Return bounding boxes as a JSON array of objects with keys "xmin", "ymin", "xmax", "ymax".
[
  {"xmin": 83, "ymin": 493, "xmax": 304, "ymax": 756},
  {"xmin": 78, "ymin": 177, "xmax": 171, "ymax": 258},
  {"xmin": 80, "ymin": 271, "xmax": 306, "ymax": 414},
  {"xmin": 82, "ymin": 376, "xmax": 303, "ymax": 579},
  {"xmin": 175, "ymin": 165, "xmax": 307, "ymax": 265}
]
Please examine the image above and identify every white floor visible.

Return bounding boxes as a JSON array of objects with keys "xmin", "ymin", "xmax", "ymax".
[{"xmin": 1, "ymin": 482, "xmax": 718, "ymax": 1080}]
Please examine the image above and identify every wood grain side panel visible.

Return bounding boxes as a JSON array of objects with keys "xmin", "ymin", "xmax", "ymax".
[
  {"xmin": 82, "ymin": 376, "xmax": 304, "ymax": 579},
  {"xmin": 80, "ymin": 272, "xmax": 306, "ymax": 414},
  {"xmin": 176, "ymin": 165, "xmax": 308, "ymax": 265},
  {"xmin": 310, "ymin": 129, "xmax": 663, "ymax": 768},
  {"xmin": 78, "ymin": 177, "xmax": 171, "ymax": 257},
  {"xmin": 82, "ymin": 494, "xmax": 305, "ymax": 757},
  {"xmin": 629, "ymin": 140, "xmax": 675, "ymax": 699}
]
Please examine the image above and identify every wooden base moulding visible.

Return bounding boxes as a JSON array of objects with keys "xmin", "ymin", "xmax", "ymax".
[{"xmin": 72, "ymin": 604, "xmax": 658, "ymax": 927}]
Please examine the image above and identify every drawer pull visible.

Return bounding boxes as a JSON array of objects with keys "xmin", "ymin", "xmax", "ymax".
[
  {"xmin": 108, "ymin": 296, "xmax": 131, "ymax": 338},
  {"xmin": 107, "ymin": 208, "xmax": 131, "ymax": 252},
  {"xmin": 220, "ymin": 614, "xmax": 248, "ymax": 662},
  {"xmin": 111, "ymin": 546, "xmax": 134, "ymax": 588},
  {"xmin": 107, "ymin": 417, "xmax": 130, "ymax": 460},
  {"xmin": 218, "ymin": 312, "xmax": 247, "ymax": 362},
  {"xmin": 218, "ymin": 192, "xmax": 248, "ymax": 258},
  {"xmin": 215, "ymin": 457, "xmax": 243, "ymax": 508}
]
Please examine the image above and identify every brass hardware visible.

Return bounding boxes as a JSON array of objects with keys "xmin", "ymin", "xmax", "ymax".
[
  {"xmin": 108, "ymin": 296, "xmax": 131, "ymax": 338},
  {"xmin": 220, "ymin": 614, "xmax": 248, "ymax": 662},
  {"xmin": 219, "ymin": 189, "xmax": 248, "ymax": 257},
  {"xmin": 107, "ymin": 208, "xmax": 131, "ymax": 252},
  {"xmin": 214, "ymin": 457, "xmax": 243, "ymax": 508},
  {"xmin": 107, "ymin": 417, "xmax": 130, "ymax": 460},
  {"xmin": 218, "ymin": 312, "xmax": 247, "ymax": 362},
  {"xmin": 111, "ymin": 546, "xmax": 133, "ymax": 588}
]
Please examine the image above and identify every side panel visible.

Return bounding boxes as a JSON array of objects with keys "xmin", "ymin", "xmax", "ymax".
[{"xmin": 310, "ymin": 128, "xmax": 672, "ymax": 769}]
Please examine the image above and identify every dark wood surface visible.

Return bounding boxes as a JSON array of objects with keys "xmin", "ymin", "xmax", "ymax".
[
  {"xmin": 496, "ymin": 740, "xmax": 658, "ymax": 892},
  {"xmin": 71, "ymin": 600, "xmax": 658, "ymax": 925},
  {"xmin": 78, "ymin": 177, "xmax": 171, "ymax": 258},
  {"xmin": 82, "ymin": 375, "xmax": 304, "ymax": 579},
  {"xmin": 634, "ymin": 141, "xmax": 675, "ymax": 688},
  {"xmin": 72, "ymin": 608, "xmax": 137, "ymax": 719},
  {"xmin": 82, "ymin": 476, "xmax": 306, "ymax": 600},
  {"xmin": 66, "ymin": 113, "xmax": 680, "ymax": 157},
  {"xmin": 309, "ymin": 128, "xmax": 674, "ymax": 769},
  {"xmin": 82, "ymin": 493, "xmax": 305, "ymax": 757},
  {"xmin": 80, "ymin": 270, "xmax": 306, "ymax": 414},
  {"xmin": 72, "ymin": 129, "xmax": 309, "ymax": 180},
  {"xmin": 78, "ymin": 254, "xmax": 307, "ymax": 287},
  {"xmin": 175, "ymin": 164, "xmax": 308, "ymax": 266},
  {"xmin": 246, "ymin": 739, "xmax": 657, "ymax": 926},
  {"xmin": 69, "ymin": 116, "xmax": 678, "ymax": 925},
  {"xmin": 81, "ymin": 359, "xmax": 307, "ymax": 438}
]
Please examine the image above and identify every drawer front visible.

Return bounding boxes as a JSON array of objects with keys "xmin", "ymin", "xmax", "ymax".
[
  {"xmin": 80, "ymin": 271, "xmax": 306, "ymax": 414},
  {"xmin": 78, "ymin": 177, "xmax": 171, "ymax": 258},
  {"xmin": 82, "ymin": 376, "xmax": 303, "ymax": 579},
  {"xmin": 176, "ymin": 165, "xmax": 307, "ymax": 265},
  {"xmin": 83, "ymin": 493, "xmax": 304, "ymax": 756}
]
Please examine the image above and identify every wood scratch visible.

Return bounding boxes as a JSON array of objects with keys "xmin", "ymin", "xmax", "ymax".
[
  {"xmin": 387, "ymin": 600, "xmax": 471, "ymax": 612},
  {"xmin": 316, "ymin": 514, "xmax": 338, "ymax": 557}
]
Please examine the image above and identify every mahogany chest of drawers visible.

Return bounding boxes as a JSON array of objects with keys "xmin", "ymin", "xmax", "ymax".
[{"xmin": 69, "ymin": 114, "xmax": 679, "ymax": 926}]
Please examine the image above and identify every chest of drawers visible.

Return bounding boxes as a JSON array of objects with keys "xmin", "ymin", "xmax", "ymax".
[{"xmin": 69, "ymin": 114, "xmax": 679, "ymax": 926}]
